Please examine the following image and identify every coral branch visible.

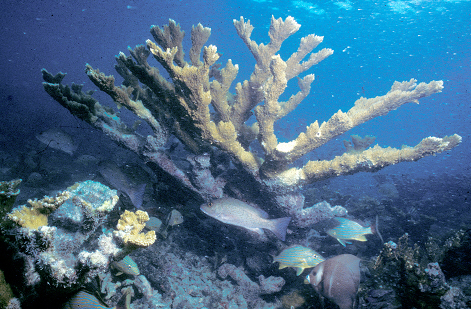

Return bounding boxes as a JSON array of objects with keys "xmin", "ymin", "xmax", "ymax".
[{"xmin": 42, "ymin": 16, "xmax": 461, "ymax": 227}]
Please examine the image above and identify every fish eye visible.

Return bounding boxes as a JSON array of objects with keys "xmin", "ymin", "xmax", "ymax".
[{"xmin": 208, "ymin": 202, "xmax": 212, "ymax": 207}]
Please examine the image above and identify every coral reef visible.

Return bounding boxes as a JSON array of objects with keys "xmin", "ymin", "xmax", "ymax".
[
  {"xmin": 7, "ymin": 190, "xmax": 70, "ymax": 229},
  {"xmin": 0, "ymin": 179, "xmax": 21, "ymax": 225},
  {"xmin": 42, "ymin": 16, "xmax": 461, "ymax": 227},
  {"xmin": 1, "ymin": 181, "xmax": 122, "ymax": 306},
  {"xmin": 0, "ymin": 269, "xmax": 14, "ymax": 309},
  {"xmin": 130, "ymin": 227, "xmax": 286, "ymax": 309},
  {"xmin": 364, "ymin": 231, "xmax": 471, "ymax": 308}
]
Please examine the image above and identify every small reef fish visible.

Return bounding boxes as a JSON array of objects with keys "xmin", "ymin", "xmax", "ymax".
[
  {"xmin": 160, "ymin": 209, "xmax": 184, "ymax": 238},
  {"xmin": 111, "ymin": 255, "xmax": 140, "ymax": 276},
  {"xmin": 64, "ymin": 289, "xmax": 131, "ymax": 309},
  {"xmin": 98, "ymin": 161, "xmax": 146, "ymax": 208},
  {"xmin": 36, "ymin": 128, "xmax": 77, "ymax": 155},
  {"xmin": 200, "ymin": 197, "xmax": 291, "ymax": 241},
  {"xmin": 306, "ymin": 254, "xmax": 361, "ymax": 309},
  {"xmin": 273, "ymin": 245, "xmax": 325, "ymax": 276},
  {"xmin": 166, "ymin": 209, "xmax": 184, "ymax": 226},
  {"xmin": 145, "ymin": 216, "xmax": 163, "ymax": 232},
  {"xmin": 326, "ymin": 217, "xmax": 374, "ymax": 246}
]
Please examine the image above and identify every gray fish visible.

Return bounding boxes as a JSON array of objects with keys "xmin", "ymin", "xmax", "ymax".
[
  {"xmin": 98, "ymin": 161, "xmax": 146, "ymax": 208},
  {"xmin": 145, "ymin": 216, "xmax": 163, "ymax": 232},
  {"xmin": 200, "ymin": 197, "xmax": 291, "ymax": 241},
  {"xmin": 306, "ymin": 254, "xmax": 361, "ymax": 309},
  {"xmin": 160, "ymin": 209, "xmax": 184, "ymax": 238},
  {"xmin": 36, "ymin": 128, "xmax": 77, "ymax": 155},
  {"xmin": 166, "ymin": 209, "xmax": 184, "ymax": 227}
]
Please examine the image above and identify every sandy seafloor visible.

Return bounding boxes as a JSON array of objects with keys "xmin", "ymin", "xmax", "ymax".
[{"xmin": 0, "ymin": 0, "xmax": 470, "ymax": 308}]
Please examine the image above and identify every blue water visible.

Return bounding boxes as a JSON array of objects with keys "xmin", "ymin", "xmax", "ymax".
[
  {"xmin": 2, "ymin": 0, "xmax": 469, "ymax": 179},
  {"xmin": 1, "ymin": 0, "xmax": 470, "ymax": 307}
]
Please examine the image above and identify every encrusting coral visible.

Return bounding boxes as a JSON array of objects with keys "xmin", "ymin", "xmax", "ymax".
[{"xmin": 42, "ymin": 16, "xmax": 461, "ymax": 227}]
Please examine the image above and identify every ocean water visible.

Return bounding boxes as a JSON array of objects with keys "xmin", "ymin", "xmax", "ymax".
[{"xmin": 1, "ymin": 0, "xmax": 470, "ymax": 308}]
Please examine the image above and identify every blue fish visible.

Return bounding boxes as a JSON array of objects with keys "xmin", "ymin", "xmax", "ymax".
[
  {"xmin": 111, "ymin": 255, "xmax": 140, "ymax": 276},
  {"xmin": 326, "ymin": 217, "xmax": 374, "ymax": 246},
  {"xmin": 64, "ymin": 287, "xmax": 132, "ymax": 309},
  {"xmin": 64, "ymin": 290, "xmax": 120, "ymax": 309}
]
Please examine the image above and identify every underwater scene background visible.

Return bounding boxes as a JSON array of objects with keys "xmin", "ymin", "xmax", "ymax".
[{"xmin": 0, "ymin": 0, "xmax": 470, "ymax": 308}]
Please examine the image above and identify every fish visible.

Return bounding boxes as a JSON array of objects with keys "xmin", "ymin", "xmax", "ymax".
[
  {"xmin": 273, "ymin": 245, "xmax": 325, "ymax": 276},
  {"xmin": 145, "ymin": 216, "xmax": 163, "ymax": 232},
  {"xmin": 306, "ymin": 254, "xmax": 361, "ymax": 309},
  {"xmin": 111, "ymin": 255, "xmax": 139, "ymax": 276},
  {"xmin": 36, "ymin": 128, "xmax": 77, "ymax": 155},
  {"xmin": 160, "ymin": 209, "xmax": 184, "ymax": 238},
  {"xmin": 63, "ymin": 288, "xmax": 131, "ymax": 309},
  {"xmin": 200, "ymin": 197, "xmax": 291, "ymax": 241},
  {"xmin": 166, "ymin": 209, "xmax": 184, "ymax": 227},
  {"xmin": 98, "ymin": 161, "xmax": 146, "ymax": 208},
  {"xmin": 326, "ymin": 217, "xmax": 374, "ymax": 246}
]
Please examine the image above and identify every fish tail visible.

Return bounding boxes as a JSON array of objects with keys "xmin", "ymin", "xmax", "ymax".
[
  {"xmin": 269, "ymin": 217, "xmax": 291, "ymax": 241},
  {"xmin": 129, "ymin": 184, "xmax": 146, "ymax": 208}
]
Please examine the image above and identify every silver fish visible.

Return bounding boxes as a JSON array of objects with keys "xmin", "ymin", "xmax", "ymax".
[
  {"xmin": 200, "ymin": 197, "xmax": 291, "ymax": 241},
  {"xmin": 36, "ymin": 128, "xmax": 77, "ymax": 155},
  {"xmin": 306, "ymin": 254, "xmax": 361, "ymax": 309},
  {"xmin": 98, "ymin": 161, "xmax": 146, "ymax": 208}
]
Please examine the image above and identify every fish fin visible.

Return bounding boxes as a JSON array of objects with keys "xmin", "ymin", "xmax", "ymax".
[
  {"xmin": 269, "ymin": 217, "xmax": 291, "ymax": 241},
  {"xmin": 337, "ymin": 238, "xmax": 347, "ymax": 246},
  {"xmin": 128, "ymin": 183, "xmax": 146, "ymax": 208},
  {"xmin": 373, "ymin": 215, "xmax": 384, "ymax": 244},
  {"xmin": 116, "ymin": 286, "xmax": 132, "ymax": 309},
  {"xmin": 278, "ymin": 264, "xmax": 287, "ymax": 269},
  {"xmin": 247, "ymin": 227, "xmax": 265, "ymax": 236},
  {"xmin": 356, "ymin": 235, "xmax": 367, "ymax": 241},
  {"xmin": 304, "ymin": 275, "xmax": 310, "ymax": 284},
  {"xmin": 296, "ymin": 267, "xmax": 304, "ymax": 276}
]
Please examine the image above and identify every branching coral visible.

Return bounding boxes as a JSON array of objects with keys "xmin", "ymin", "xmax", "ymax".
[{"xmin": 42, "ymin": 16, "xmax": 461, "ymax": 227}]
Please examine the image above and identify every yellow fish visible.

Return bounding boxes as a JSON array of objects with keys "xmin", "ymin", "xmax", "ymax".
[
  {"xmin": 273, "ymin": 245, "xmax": 325, "ymax": 276},
  {"xmin": 326, "ymin": 217, "xmax": 374, "ymax": 246}
]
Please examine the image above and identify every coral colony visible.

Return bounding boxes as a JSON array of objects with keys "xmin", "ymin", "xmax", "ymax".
[
  {"xmin": 42, "ymin": 16, "xmax": 460, "ymax": 228},
  {"xmin": 0, "ymin": 16, "xmax": 462, "ymax": 308}
]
